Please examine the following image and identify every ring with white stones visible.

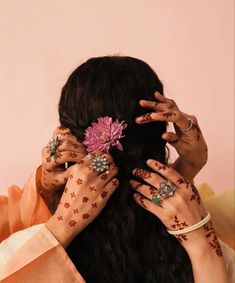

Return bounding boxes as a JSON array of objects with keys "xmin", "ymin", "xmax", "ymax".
[
  {"xmin": 151, "ymin": 180, "xmax": 176, "ymax": 206},
  {"xmin": 47, "ymin": 134, "xmax": 61, "ymax": 161},
  {"xmin": 88, "ymin": 153, "xmax": 109, "ymax": 174}
]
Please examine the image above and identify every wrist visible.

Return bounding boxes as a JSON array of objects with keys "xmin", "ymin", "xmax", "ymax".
[{"xmin": 46, "ymin": 216, "xmax": 74, "ymax": 249}]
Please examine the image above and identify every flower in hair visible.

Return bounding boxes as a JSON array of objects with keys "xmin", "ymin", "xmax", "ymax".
[{"xmin": 83, "ymin": 116, "xmax": 127, "ymax": 153}]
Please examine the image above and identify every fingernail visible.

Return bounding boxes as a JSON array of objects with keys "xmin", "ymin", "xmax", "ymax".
[{"xmin": 146, "ymin": 159, "xmax": 153, "ymax": 165}]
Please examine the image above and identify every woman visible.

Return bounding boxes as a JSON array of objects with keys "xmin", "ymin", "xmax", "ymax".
[{"xmin": 0, "ymin": 56, "xmax": 232, "ymax": 282}]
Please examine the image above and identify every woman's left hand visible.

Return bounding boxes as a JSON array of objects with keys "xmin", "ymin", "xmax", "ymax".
[
  {"xmin": 130, "ymin": 159, "xmax": 222, "ymax": 258},
  {"xmin": 135, "ymin": 92, "xmax": 208, "ymax": 177}
]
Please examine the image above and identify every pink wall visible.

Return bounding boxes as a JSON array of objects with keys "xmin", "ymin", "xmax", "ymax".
[{"xmin": 0, "ymin": 0, "xmax": 234, "ymax": 194}]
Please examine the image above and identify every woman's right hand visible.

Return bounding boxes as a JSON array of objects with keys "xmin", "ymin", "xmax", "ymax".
[{"xmin": 46, "ymin": 152, "xmax": 119, "ymax": 248}]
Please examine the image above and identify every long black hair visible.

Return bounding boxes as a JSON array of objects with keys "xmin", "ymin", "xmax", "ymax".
[{"xmin": 59, "ymin": 56, "xmax": 193, "ymax": 283}]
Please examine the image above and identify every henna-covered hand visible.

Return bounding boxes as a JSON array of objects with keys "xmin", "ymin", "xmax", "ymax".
[
  {"xmin": 130, "ymin": 159, "xmax": 222, "ymax": 258},
  {"xmin": 46, "ymin": 151, "xmax": 119, "ymax": 248},
  {"xmin": 135, "ymin": 92, "xmax": 208, "ymax": 180},
  {"xmin": 37, "ymin": 126, "xmax": 87, "ymax": 211}
]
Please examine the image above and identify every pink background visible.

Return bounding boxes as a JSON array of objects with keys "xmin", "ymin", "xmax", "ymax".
[{"xmin": 0, "ymin": 0, "xmax": 234, "ymax": 194}]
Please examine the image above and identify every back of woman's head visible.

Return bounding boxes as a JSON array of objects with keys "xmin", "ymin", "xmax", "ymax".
[{"xmin": 59, "ymin": 56, "xmax": 193, "ymax": 283}]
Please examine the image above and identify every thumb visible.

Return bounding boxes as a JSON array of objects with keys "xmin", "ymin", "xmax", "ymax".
[{"xmin": 162, "ymin": 132, "xmax": 180, "ymax": 145}]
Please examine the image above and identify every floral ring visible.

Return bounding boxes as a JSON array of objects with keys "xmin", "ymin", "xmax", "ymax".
[
  {"xmin": 88, "ymin": 153, "xmax": 109, "ymax": 174},
  {"xmin": 47, "ymin": 134, "xmax": 61, "ymax": 161}
]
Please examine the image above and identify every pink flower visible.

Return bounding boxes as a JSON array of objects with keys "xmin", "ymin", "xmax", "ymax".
[{"xmin": 83, "ymin": 116, "xmax": 127, "ymax": 153}]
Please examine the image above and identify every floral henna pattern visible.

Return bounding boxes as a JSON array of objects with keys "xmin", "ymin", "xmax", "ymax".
[
  {"xmin": 73, "ymin": 208, "xmax": 79, "ymax": 214},
  {"xmin": 76, "ymin": 178, "xmax": 83, "ymax": 185},
  {"xmin": 64, "ymin": 202, "xmax": 70, "ymax": 209},
  {"xmin": 100, "ymin": 174, "xmax": 108, "ymax": 180},
  {"xmin": 101, "ymin": 191, "xmax": 108, "ymax": 199},
  {"xmin": 203, "ymin": 221, "xmax": 222, "ymax": 257},
  {"xmin": 89, "ymin": 186, "xmax": 97, "ymax": 192},
  {"xmin": 69, "ymin": 220, "xmax": 77, "ymax": 227},
  {"xmin": 77, "ymin": 159, "xmax": 85, "ymax": 165},
  {"xmin": 162, "ymin": 111, "xmax": 176, "ymax": 118},
  {"xmin": 111, "ymin": 179, "xmax": 119, "ymax": 186},
  {"xmin": 176, "ymin": 178, "xmax": 191, "ymax": 189},
  {"xmin": 134, "ymin": 169, "xmax": 152, "ymax": 180},
  {"xmin": 176, "ymin": 234, "xmax": 188, "ymax": 242},
  {"xmin": 91, "ymin": 202, "xmax": 98, "ymax": 208},
  {"xmin": 70, "ymin": 192, "xmax": 76, "ymax": 198},
  {"xmin": 88, "ymin": 165, "xmax": 92, "ymax": 171},
  {"xmin": 69, "ymin": 152, "xmax": 78, "ymax": 158},
  {"xmin": 149, "ymin": 187, "xmax": 157, "ymax": 197},
  {"xmin": 132, "ymin": 183, "xmax": 143, "ymax": 190},
  {"xmin": 171, "ymin": 216, "xmax": 188, "ymax": 242},
  {"xmin": 139, "ymin": 196, "xmax": 147, "ymax": 208},
  {"xmin": 82, "ymin": 197, "xmax": 89, "ymax": 202},
  {"xmin": 154, "ymin": 162, "xmax": 170, "ymax": 171},
  {"xmin": 111, "ymin": 166, "xmax": 118, "ymax": 172},
  {"xmin": 56, "ymin": 153, "xmax": 62, "ymax": 160},
  {"xmin": 82, "ymin": 213, "xmax": 90, "ymax": 219},
  {"xmin": 69, "ymin": 174, "xmax": 73, "ymax": 180},
  {"xmin": 64, "ymin": 187, "xmax": 68, "ymax": 193},
  {"xmin": 190, "ymin": 184, "xmax": 201, "ymax": 204},
  {"xmin": 141, "ymin": 113, "xmax": 153, "ymax": 122},
  {"xmin": 57, "ymin": 216, "xmax": 63, "ymax": 221},
  {"xmin": 72, "ymin": 143, "xmax": 81, "ymax": 150}
]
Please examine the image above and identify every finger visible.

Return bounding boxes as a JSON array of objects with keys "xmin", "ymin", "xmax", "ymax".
[
  {"xmin": 130, "ymin": 179, "xmax": 157, "ymax": 200},
  {"xmin": 146, "ymin": 159, "xmax": 183, "ymax": 186},
  {"xmin": 162, "ymin": 132, "xmax": 180, "ymax": 144},
  {"xmin": 53, "ymin": 126, "xmax": 71, "ymax": 136},
  {"xmin": 139, "ymin": 99, "xmax": 160, "ymax": 110},
  {"xmin": 99, "ymin": 178, "xmax": 119, "ymax": 202},
  {"xmin": 154, "ymin": 93, "xmax": 178, "ymax": 109},
  {"xmin": 98, "ymin": 164, "xmax": 118, "ymax": 185},
  {"xmin": 135, "ymin": 110, "xmax": 179, "ymax": 124},
  {"xmin": 57, "ymin": 133, "xmax": 85, "ymax": 153},
  {"xmin": 43, "ymin": 149, "xmax": 85, "ymax": 171},
  {"xmin": 154, "ymin": 92, "xmax": 168, "ymax": 102},
  {"xmin": 132, "ymin": 168, "xmax": 165, "ymax": 188},
  {"xmin": 133, "ymin": 193, "xmax": 164, "ymax": 218}
]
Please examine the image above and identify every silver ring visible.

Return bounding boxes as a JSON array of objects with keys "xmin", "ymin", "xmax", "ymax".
[
  {"xmin": 88, "ymin": 153, "xmax": 109, "ymax": 174},
  {"xmin": 179, "ymin": 119, "xmax": 194, "ymax": 132},
  {"xmin": 151, "ymin": 180, "xmax": 176, "ymax": 206},
  {"xmin": 47, "ymin": 134, "xmax": 61, "ymax": 161}
]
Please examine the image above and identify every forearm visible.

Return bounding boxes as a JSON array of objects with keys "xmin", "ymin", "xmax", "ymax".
[{"xmin": 187, "ymin": 245, "xmax": 230, "ymax": 283}]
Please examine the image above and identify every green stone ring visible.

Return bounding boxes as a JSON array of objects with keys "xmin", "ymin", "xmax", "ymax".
[{"xmin": 151, "ymin": 195, "xmax": 162, "ymax": 206}]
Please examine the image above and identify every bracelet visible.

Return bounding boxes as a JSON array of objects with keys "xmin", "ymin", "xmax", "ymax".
[
  {"xmin": 167, "ymin": 212, "xmax": 211, "ymax": 235},
  {"xmin": 178, "ymin": 118, "xmax": 194, "ymax": 132}
]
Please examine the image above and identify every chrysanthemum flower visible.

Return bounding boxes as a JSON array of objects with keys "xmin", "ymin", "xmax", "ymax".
[{"xmin": 83, "ymin": 116, "xmax": 127, "ymax": 153}]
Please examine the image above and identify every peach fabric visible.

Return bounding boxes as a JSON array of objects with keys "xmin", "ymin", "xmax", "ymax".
[
  {"xmin": 0, "ymin": 171, "xmax": 51, "ymax": 242},
  {"xmin": 0, "ymin": 225, "xmax": 85, "ymax": 283}
]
